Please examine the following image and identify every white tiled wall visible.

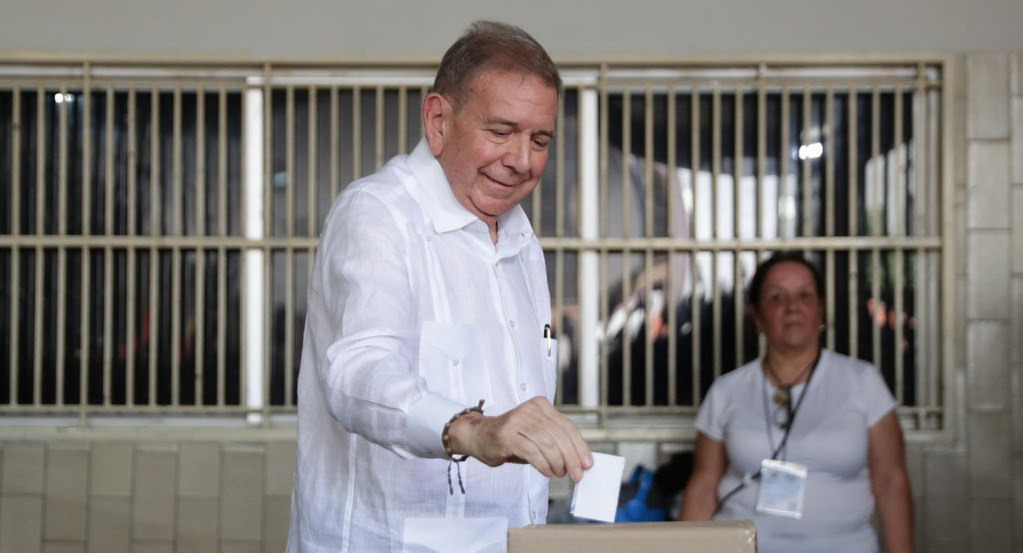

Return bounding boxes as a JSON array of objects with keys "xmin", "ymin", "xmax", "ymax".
[{"xmin": 1, "ymin": 50, "xmax": 1022, "ymax": 553}]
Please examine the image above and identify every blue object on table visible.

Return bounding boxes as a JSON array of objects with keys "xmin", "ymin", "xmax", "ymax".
[{"xmin": 614, "ymin": 465, "xmax": 669, "ymax": 522}]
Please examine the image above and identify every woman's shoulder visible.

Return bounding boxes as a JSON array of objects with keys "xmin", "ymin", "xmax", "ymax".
[
  {"xmin": 819, "ymin": 349, "xmax": 888, "ymax": 389},
  {"xmin": 711, "ymin": 358, "xmax": 762, "ymax": 390}
]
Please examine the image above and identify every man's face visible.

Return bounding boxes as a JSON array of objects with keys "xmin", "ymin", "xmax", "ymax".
[{"xmin": 426, "ymin": 69, "xmax": 558, "ymax": 227}]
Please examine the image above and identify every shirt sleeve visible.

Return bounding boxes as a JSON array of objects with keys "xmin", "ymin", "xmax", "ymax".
[
  {"xmin": 694, "ymin": 379, "xmax": 729, "ymax": 442},
  {"xmin": 311, "ymin": 187, "xmax": 462, "ymax": 459},
  {"xmin": 858, "ymin": 362, "xmax": 898, "ymax": 427}
]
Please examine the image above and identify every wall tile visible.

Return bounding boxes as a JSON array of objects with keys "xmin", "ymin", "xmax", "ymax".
[
  {"xmin": 904, "ymin": 442, "xmax": 923, "ymax": 499},
  {"xmin": 177, "ymin": 496, "xmax": 218, "ymax": 553},
  {"xmin": 42, "ymin": 543, "xmax": 84, "ymax": 553},
  {"xmin": 264, "ymin": 441, "xmax": 296, "ymax": 497},
  {"xmin": 954, "ymin": 94, "xmax": 968, "ymax": 187},
  {"xmin": 0, "ymin": 495, "xmax": 43, "ymax": 553},
  {"xmin": 969, "ymin": 410, "xmax": 1014, "ymax": 497},
  {"xmin": 1014, "ymin": 99, "xmax": 1023, "ymax": 185},
  {"xmin": 924, "ymin": 450, "xmax": 969, "ymax": 498},
  {"xmin": 264, "ymin": 495, "xmax": 291, "ymax": 553},
  {"xmin": 966, "ymin": 52, "xmax": 1011, "ymax": 140},
  {"xmin": 89, "ymin": 443, "xmax": 132, "ymax": 497},
  {"xmin": 971, "ymin": 498, "xmax": 1014, "ymax": 552},
  {"xmin": 86, "ymin": 496, "xmax": 129, "ymax": 553},
  {"xmin": 44, "ymin": 447, "xmax": 89, "ymax": 541},
  {"xmin": 923, "ymin": 487, "xmax": 970, "ymax": 541},
  {"xmin": 220, "ymin": 541, "xmax": 261, "ymax": 553},
  {"xmin": 967, "ymin": 141, "xmax": 1011, "ymax": 230},
  {"xmin": 967, "ymin": 321, "xmax": 1012, "ymax": 409},
  {"xmin": 1014, "ymin": 51, "xmax": 1022, "ymax": 96},
  {"xmin": 924, "ymin": 540, "xmax": 972, "ymax": 553},
  {"xmin": 967, "ymin": 231, "xmax": 1011, "ymax": 320},
  {"xmin": 131, "ymin": 542, "xmax": 173, "ymax": 553},
  {"xmin": 132, "ymin": 447, "xmax": 177, "ymax": 541},
  {"xmin": 1014, "ymin": 190, "xmax": 1023, "ymax": 276},
  {"xmin": 2, "ymin": 443, "xmax": 45, "ymax": 494},
  {"xmin": 220, "ymin": 447, "xmax": 264, "ymax": 541},
  {"xmin": 178, "ymin": 443, "xmax": 219, "ymax": 498},
  {"xmin": 1015, "ymin": 455, "xmax": 1023, "ymax": 544}
]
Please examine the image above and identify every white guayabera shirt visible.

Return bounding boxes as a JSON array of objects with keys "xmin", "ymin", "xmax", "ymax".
[{"xmin": 287, "ymin": 139, "xmax": 558, "ymax": 553}]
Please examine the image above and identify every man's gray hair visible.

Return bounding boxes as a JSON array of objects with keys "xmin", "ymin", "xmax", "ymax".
[{"xmin": 433, "ymin": 20, "xmax": 561, "ymax": 109}]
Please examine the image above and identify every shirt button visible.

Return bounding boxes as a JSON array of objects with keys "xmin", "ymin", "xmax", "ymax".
[
  {"xmin": 531, "ymin": 511, "xmax": 538, "ymax": 520},
  {"xmin": 520, "ymin": 383, "xmax": 527, "ymax": 392},
  {"xmin": 452, "ymin": 359, "xmax": 459, "ymax": 366},
  {"xmin": 509, "ymin": 320, "xmax": 516, "ymax": 328}
]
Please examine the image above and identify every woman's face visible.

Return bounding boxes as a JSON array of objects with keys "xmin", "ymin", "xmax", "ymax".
[{"xmin": 751, "ymin": 261, "xmax": 823, "ymax": 354}]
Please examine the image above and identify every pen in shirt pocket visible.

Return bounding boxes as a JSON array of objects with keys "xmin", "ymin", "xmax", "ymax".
[{"xmin": 543, "ymin": 324, "xmax": 553, "ymax": 357}]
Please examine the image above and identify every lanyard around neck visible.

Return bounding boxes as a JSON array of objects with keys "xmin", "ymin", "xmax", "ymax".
[{"xmin": 763, "ymin": 351, "xmax": 820, "ymax": 460}]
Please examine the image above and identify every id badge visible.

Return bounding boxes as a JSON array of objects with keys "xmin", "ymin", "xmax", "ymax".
[{"xmin": 755, "ymin": 458, "xmax": 807, "ymax": 519}]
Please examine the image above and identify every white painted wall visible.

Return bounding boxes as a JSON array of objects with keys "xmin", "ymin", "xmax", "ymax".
[{"xmin": 3, "ymin": 0, "xmax": 1022, "ymax": 59}]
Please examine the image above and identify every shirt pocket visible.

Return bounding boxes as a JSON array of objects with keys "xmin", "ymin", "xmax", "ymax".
[
  {"xmin": 542, "ymin": 337, "xmax": 558, "ymax": 402},
  {"xmin": 418, "ymin": 321, "xmax": 489, "ymax": 405}
]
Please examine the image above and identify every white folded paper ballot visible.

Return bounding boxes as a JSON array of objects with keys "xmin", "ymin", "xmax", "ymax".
[{"xmin": 569, "ymin": 452, "xmax": 626, "ymax": 523}]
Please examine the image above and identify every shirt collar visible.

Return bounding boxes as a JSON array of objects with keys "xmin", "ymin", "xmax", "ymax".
[{"xmin": 406, "ymin": 138, "xmax": 535, "ymax": 243}]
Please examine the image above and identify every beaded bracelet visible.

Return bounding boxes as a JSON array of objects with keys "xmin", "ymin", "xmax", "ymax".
[{"xmin": 442, "ymin": 399, "xmax": 484, "ymax": 494}]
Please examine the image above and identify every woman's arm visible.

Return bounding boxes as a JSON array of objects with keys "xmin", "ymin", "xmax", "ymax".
[
  {"xmin": 679, "ymin": 432, "xmax": 728, "ymax": 521},
  {"xmin": 868, "ymin": 410, "xmax": 914, "ymax": 553}
]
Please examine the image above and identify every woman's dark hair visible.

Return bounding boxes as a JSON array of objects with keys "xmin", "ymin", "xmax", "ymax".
[
  {"xmin": 747, "ymin": 252, "xmax": 825, "ymax": 310},
  {"xmin": 432, "ymin": 20, "xmax": 562, "ymax": 110}
]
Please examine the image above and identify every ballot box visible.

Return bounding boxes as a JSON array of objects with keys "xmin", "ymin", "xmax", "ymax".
[{"xmin": 508, "ymin": 520, "xmax": 756, "ymax": 553}]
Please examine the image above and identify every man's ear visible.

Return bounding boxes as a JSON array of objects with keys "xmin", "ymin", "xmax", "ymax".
[{"xmin": 423, "ymin": 92, "xmax": 451, "ymax": 157}]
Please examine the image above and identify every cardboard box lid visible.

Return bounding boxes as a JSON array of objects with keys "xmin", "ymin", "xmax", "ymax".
[{"xmin": 508, "ymin": 520, "xmax": 756, "ymax": 553}]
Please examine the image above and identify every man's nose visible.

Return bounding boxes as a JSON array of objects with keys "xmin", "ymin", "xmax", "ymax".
[{"xmin": 503, "ymin": 135, "xmax": 532, "ymax": 173}]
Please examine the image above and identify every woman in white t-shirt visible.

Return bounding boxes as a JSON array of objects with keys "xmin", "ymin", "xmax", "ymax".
[{"xmin": 679, "ymin": 252, "xmax": 913, "ymax": 553}]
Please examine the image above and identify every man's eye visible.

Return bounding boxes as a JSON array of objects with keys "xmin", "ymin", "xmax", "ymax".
[
  {"xmin": 533, "ymin": 138, "xmax": 550, "ymax": 149},
  {"xmin": 490, "ymin": 130, "xmax": 510, "ymax": 138}
]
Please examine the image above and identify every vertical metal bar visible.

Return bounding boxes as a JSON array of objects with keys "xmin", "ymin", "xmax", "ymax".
[
  {"xmin": 308, "ymin": 85, "xmax": 318, "ymax": 237},
  {"xmin": 597, "ymin": 68, "xmax": 610, "ymax": 409},
  {"xmin": 149, "ymin": 88, "xmax": 161, "ymax": 407},
  {"xmin": 330, "ymin": 86, "xmax": 340, "ymax": 202},
  {"xmin": 80, "ymin": 69, "xmax": 93, "ymax": 415},
  {"xmin": 398, "ymin": 87, "xmax": 408, "ymax": 156},
  {"xmin": 734, "ymin": 87, "xmax": 745, "ymax": 367},
  {"xmin": 711, "ymin": 86, "xmax": 721, "ymax": 379},
  {"xmin": 375, "ymin": 86, "xmax": 385, "ymax": 170},
  {"xmin": 643, "ymin": 87, "xmax": 654, "ymax": 406},
  {"xmin": 690, "ymin": 90, "xmax": 701, "ymax": 400},
  {"xmin": 893, "ymin": 89, "xmax": 905, "ymax": 403},
  {"xmin": 9, "ymin": 85, "xmax": 21, "ymax": 403},
  {"xmin": 824, "ymin": 87, "xmax": 836, "ymax": 349},
  {"xmin": 757, "ymin": 69, "xmax": 767, "ymax": 240},
  {"xmin": 848, "ymin": 89, "xmax": 859, "ymax": 358},
  {"xmin": 666, "ymin": 86, "xmax": 678, "ymax": 405},
  {"xmin": 57, "ymin": 84, "xmax": 68, "ymax": 405},
  {"xmin": 577, "ymin": 83, "xmax": 600, "ymax": 409},
  {"xmin": 620, "ymin": 87, "xmax": 632, "ymax": 402},
  {"xmin": 103, "ymin": 86, "xmax": 114, "ymax": 406},
  {"xmin": 126, "ymin": 86, "xmax": 137, "ymax": 405},
  {"xmin": 32, "ymin": 86, "xmax": 46, "ymax": 406},
  {"xmin": 780, "ymin": 87, "xmax": 790, "ymax": 239},
  {"xmin": 352, "ymin": 85, "xmax": 362, "ymax": 179},
  {"xmin": 171, "ymin": 85, "xmax": 183, "ymax": 406},
  {"xmin": 801, "ymin": 87, "xmax": 812, "ymax": 238},
  {"xmin": 871, "ymin": 87, "xmax": 882, "ymax": 370},
  {"xmin": 217, "ymin": 86, "xmax": 228, "ymax": 407},
  {"xmin": 872, "ymin": 86, "xmax": 882, "ymax": 237},
  {"xmin": 195, "ymin": 86, "xmax": 207, "ymax": 405}
]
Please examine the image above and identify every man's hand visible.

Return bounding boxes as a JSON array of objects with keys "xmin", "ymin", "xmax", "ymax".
[{"xmin": 447, "ymin": 396, "xmax": 593, "ymax": 482}]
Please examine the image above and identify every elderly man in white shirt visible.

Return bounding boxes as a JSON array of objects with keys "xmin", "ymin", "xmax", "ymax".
[{"xmin": 287, "ymin": 21, "xmax": 594, "ymax": 553}]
